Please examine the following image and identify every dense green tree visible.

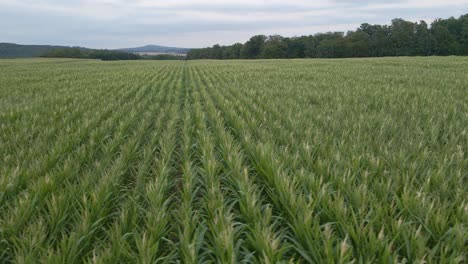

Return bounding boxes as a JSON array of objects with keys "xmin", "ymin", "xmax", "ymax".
[
  {"xmin": 345, "ymin": 30, "xmax": 370, "ymax": 57},
  {"xmin": 316, "ymin": 32, "xmax": 345, "ymax": 58},
  {"xmin": 187, "ymin": 13, "xmax": 468, "ymax": 60},
  {"xmin": 364, "ymin": 24, "xmax": 392, "ymax": 57},
  {"xmin": 240, "ymin": 35, "xmax": 267, "ymax": 59},
  {"xmin": 222, "ymin": 43, "xmax": 243, "ymax": 59},
  {"xmin": 261, "ymin": 35, "xmax": 288, "ymax": 59},
  {"xmin": 303, "ymin": 35, "xmax": 319, "ymax": 58},
  {"xmin": 390, "ymin": 19, "xmax": 417, "ymax": 56},
  {"xmin": 212, "ymin": 44, "xmax": 223, "ymax": 59},
  {"xmin": 286, "ymin": 37, "xmax": 306, "ymax": 58},
  {"xmin": 414, "ymin": 21, "xmax": 433, "ymax": 55},
  {"xmin": 431, "ymin": 20, "xmax": 458, "ymax": 55},
  {"xmin": 42, "ymin": 48, "xmax": 140, "ymax": 60},
  {"xmin": 461, "ymin": 18, "xmax": 468, "ymax": 55}
]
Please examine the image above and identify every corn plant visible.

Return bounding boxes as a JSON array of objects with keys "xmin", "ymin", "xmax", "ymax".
[{"xmin": 0, "ymin": 57, "xmax": 466, "ymax": 263}]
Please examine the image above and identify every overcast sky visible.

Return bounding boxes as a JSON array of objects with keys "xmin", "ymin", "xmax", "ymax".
[{"xmin": 1, "ymin": 0, "xmax": 467, "ymax": 49}]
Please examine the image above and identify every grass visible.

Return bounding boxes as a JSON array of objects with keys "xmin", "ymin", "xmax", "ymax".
[{"xmin": 0, "ymin": 57, "xmax": 467, "ymax": 263}]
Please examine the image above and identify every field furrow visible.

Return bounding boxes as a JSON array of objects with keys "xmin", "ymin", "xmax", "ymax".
[
  {"xmin": 172, "ymin": 64, "xmax": 207, "ymax": 263},
  {"xmin": 0, "ymin": 68, "xmax": 170, "ymax": 210},
  {"xmin": 190, "ymin": 67, "xmax": 240, "ymax": 263},
  {"xmin": 192, "ymin": 66, "xmax": 292, "ymax": 263},
  {"xmin": 86, "ymin": 66, "xmax": 183, "ymax": 263}
]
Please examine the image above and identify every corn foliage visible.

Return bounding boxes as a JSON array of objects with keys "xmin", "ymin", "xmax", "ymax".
[{"xmin": 0, "ymin": 57, "xmax": 467, "ymax": 263}]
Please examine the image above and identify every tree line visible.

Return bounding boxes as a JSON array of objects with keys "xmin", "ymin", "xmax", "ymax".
[
  {"xmin": 42, "ymin": 48, "xmax": 185, "ymax": 60},
  {"xmin": 42, "ymin": 48, "xmax": 140, "ymax": 60},
  {"xmin": 187, "ymin": 14, "xmax": 468, "ymax": 59}
]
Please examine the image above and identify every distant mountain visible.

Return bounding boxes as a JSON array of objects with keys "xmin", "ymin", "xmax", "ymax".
[
  {"xmin": 117, "ymin": 45, "xmax": 190, "ymax": 54},
  {"xmin": 0, "ymin": 43, "xmax": 190, "ymax": 58},
  {"xmin": 0, "ymin": 43, "xmax": 89, "ymax": 58}
]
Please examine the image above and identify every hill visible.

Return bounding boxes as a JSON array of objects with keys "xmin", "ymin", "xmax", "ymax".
[
  {"xmin": 0, "ymin": 43, "xmax": 189, "ymax": 58},
  {"xmin": 117, "ymin": 45, "xmax": 190, "ymax": 54},
  {"xmin": 0, "ymin": 43, "xmax": 143, "ymax": 60},
  {"xmin": 0, "ymin": 43, "xmax": 88, "ymax": 58}
]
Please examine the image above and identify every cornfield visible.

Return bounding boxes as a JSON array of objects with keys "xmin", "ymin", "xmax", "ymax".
[{"xmin": 0, "ymin": 57, "xmax": 467, "ymax": 263}]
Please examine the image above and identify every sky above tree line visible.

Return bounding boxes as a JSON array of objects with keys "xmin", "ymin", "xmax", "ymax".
[{"xmin": 1, "ymin": 0, "xmax": 468, "ymax": 49}]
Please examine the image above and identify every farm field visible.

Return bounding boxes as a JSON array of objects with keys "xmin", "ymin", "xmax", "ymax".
[{"xmin": 0, "ymin": 57, "xmax": 467, "ymax": 263}]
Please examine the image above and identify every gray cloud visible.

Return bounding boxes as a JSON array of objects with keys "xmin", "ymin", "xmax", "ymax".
[{"xmin": 1, "ymin": 0, "xmax": 467, "ymax": 48}]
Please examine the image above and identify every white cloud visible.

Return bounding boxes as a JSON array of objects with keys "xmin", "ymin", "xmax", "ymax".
[{"xmin": 1, "ymin": 0, "xmax": 467, "ymax": 48}]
